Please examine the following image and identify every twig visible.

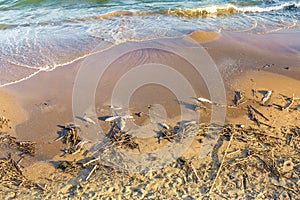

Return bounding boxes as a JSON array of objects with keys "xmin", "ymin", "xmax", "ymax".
[
  {"xmin": 242, "ymin": 174, "xmax": 247, "ymax": 192},
  {"xmin": 209, "ymin": 132, "xmax": 235, "ymax": 194},
  {"xmin": 283, "ymin": 94, "xmax": 295, "ymax": 111},
  {"xmin": 270, "ymin": 183, "xmax": 298, "ymax": 194},
  {"xmin": 249, "ymin": 105, "xmax": 269, "ymax": 121},
  {"xmin": 83, "ymin": 157, "xmax": 100, "ymax": 167},
  {"xmin": 53, "ymin": 135, "xmax": 64, "ymax": 142},
  {"xmin": 34, "ymin": 182, "xmax": 47, "ymax": 191},
  {"xmin": 259, "ymin": 121, "xmax": 275, "ymax": 129},
  {"xmin": 227, "ymin": 149, "xmax": 241, "ymax": 156},
  {"xmin": 254, "ymin": 131, "xmax": 300, "ymax": 142},
  {"xmin": 85, "ymin": 165, "xmax": 98, "ymax": 181},
  {"xmin": 190, "ymin": 163, "xmax": 200, "ymax": 183}
]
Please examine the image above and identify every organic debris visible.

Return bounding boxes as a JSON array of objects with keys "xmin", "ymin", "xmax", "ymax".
[
  {"xmin": 0, "ymin": 156, "xmax": 23, "ymax": 185},
  {"xmin": 105, "ymin": 115, "xmax": 133, "ymax": 131},
  {"xmin": 192, "ymin": 97, "xmax": 213, "ymax": 110},
  {"xmin": 106, "ymin": 122, "xmax": 139, "ymax": 151},
  {"xmin": 56, "ymin": 124, "xmax": 85, "ymax": 155},
  {"xmin": 0, "ymin": 155, "xmax": 46, "ymax": 191},
  {"xmin": 258, "ymin": 90, "xmax": 272, "ymax": 105},
  {"xmin": 15, "ymin": 141, "xmax": 35, "ymax": 156},
  {"xmin": 247, "ymin": 106, "xmax": 273, "ymax": 128},
  {"xmin": 271, "ymin": 94, "xmax": 300, "ymax": 111},
  {"xmin": 0, "ymin": 116, "xmax": 10, "ymax": 129},
  {"xmin": 175, "ymin": 157, "xmax": 200, "ymax": 183},
  {"xmin": 46, "ymin": 119, "xmax": 300, "ymax": 199},
  {"xmin": 233, "ymin": 91, "xmax": 245, "ymax": 106},
  {"xmin": 281, "ymin": 94, "xmax": 300, "ymax": 111},
  {"xmin": 57, "ymin": 160, "xmax": 80, "ymax": 173},
  {"xmin": 160, "ymin": 128, "xmax": 176, "ymax": 143},
  {"xmin": 0, "ymin": 133, "xmax": 43, "ymax": 192},
  {"xmin": 192, "ymin": 97, "xmax": 213, "ymax": 104},
  {"xmin": 0, "ymin": 134, "xmax": 35, "ymax": 156}
]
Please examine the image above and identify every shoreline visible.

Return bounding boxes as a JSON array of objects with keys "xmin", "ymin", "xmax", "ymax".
[
  {"xmin": 1, "ymin": 28, "xmax": 300, "ymax": 88},
  {"xmin": 1, "ymin": 29, "xmax": 300, "ymax": 198},
  {"xmin": 2, "ymin": 29, "xmax": 300, "ymax": 160}
]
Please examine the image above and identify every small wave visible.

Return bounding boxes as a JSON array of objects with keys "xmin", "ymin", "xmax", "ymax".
[
  {"xmin": 166, "ymin": 2, "xmax": 300, "ymax": 17},
  {"xmin": 70, "ymin": 2, "xmax": 300, "ymax": 23},
  {"xmin": 71, "ymin": 10, "xmax": 155, "ymax": 22}
]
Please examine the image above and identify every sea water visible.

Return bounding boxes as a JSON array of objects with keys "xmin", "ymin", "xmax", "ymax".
[{"xmin": 0, "ymin": 0, "xmax": 299, "ymax": 86}]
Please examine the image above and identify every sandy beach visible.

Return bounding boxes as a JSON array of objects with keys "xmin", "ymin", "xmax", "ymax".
[{"xmin": 1, "ymin": 30, "xmax": 300, "ymax": 199}]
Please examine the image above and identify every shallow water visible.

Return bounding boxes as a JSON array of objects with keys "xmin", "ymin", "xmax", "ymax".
[{"xmin": 0, "ymin": 0, "xmax": 300, "ymax": 86}]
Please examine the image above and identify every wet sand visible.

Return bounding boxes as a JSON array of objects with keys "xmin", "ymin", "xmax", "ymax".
[
  {"xmin": 1, "ymin": 30, "xmax": 300, "ymax": 199},
  {"xmin": 0, "ymin": 89, "xmax": 26, "ymax": 135}
]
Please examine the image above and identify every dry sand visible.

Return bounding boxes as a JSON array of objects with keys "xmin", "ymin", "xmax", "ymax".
[{"xmin": 1, "ymin": 30, "xmax": 300, "ymax": 199}]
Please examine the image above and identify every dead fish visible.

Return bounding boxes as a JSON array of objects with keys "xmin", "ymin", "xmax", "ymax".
[
  {"xmin": 105, "ymin": 115, "xmax": 134, "ymax": 131},
  {"xmin": 258, "ymin": 90, "xmax": 272, "ymax": 104},
  {"xmin": 82, "ymin": 116, "xmax": 96, "ymax": 124},
  {"xmin": 107, "ymin": 105, "xmax": 122, "ymax": 110},
  {"xmin": 105, "ymin": 116, "xmax": 120, "ymax": 122},
  {"xmin": 158, "ymin": 122, "xmax": 170, "ymax": 130},
  {"xmin": 122, "ymin": 115, "xmax": 134, "ymax": 120},
  {"xmin": 105, "ymin": 115, "xmax": 133, "ymax": 122},
  {"xmin": 76, "ymin": 114, "xmax": 96, "ymax": 124},
  {"xmin": 178, "ymin": 120, "xmax": 197, "ymax": 126},
  {"xmin": 192, "ymin": 97, "xmax": 212, "ymax": 104}
]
